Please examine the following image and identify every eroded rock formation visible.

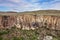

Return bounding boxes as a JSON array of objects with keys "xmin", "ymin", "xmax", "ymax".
[
  {"xmin": 0, "ymin": 16, "xmax": 16, "ymax": 28},
  {"xmin": 0, "ymin": 14, "xmax": 60, "ymax": 30}
]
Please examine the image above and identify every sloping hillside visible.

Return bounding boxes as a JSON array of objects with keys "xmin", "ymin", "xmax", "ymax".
[{"xmin": 0, "ymin": 10, "xmax": 60, "ymax": 40}]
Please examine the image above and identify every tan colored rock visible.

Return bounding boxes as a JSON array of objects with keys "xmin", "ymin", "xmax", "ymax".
[{"xmin": 0, "ymin": 14, "xmax": 60, "ymax": 30}]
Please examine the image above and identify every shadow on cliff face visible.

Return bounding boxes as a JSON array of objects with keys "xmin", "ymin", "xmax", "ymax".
[
  {"xmin": 0, "ymin": 15, "xmax": 16, "ymax": 29},
  {"xmin": 31, "ymin": 22, "xmax": 39, "ymax": 28},
  {"xmin": 2, "ymin": 16, "xmax": 9, "ymax": 27}
]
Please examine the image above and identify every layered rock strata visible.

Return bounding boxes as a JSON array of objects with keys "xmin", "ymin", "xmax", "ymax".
[{"xmin": 0, "ymin": 14, "xmax": 60, "ymax": 30}]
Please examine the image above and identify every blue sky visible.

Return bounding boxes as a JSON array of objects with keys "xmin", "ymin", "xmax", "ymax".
[{"xmin": 0, "ymin": 0, "xmax": 60, "ymax": 12}]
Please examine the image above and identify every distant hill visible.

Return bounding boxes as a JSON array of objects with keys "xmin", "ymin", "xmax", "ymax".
[{"xmin": 0, "ymin": 10, "xmax": 60, "ymax": 16}]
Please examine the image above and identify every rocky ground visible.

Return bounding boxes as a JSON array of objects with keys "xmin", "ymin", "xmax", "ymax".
[{"xmin": 0, "ymin": 26, "xmax": 60, "ymax": 40}]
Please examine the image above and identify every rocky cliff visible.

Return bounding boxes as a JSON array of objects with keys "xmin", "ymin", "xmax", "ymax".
[{"xmin": 0, "ymin": 13, "xmax": 60, "ymax": 30}]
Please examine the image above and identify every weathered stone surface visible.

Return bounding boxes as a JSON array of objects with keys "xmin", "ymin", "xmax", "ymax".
[
  {"xmin": 0, "ymin": 14, "xmax": 60, "ymax": 30},
  {"xmin": 43, "ymin": 36, "xmax": 53, "ymax": 40},
  {"xmin": 0, "ymin": 16, "xmax": 16, "ymax": 29}
]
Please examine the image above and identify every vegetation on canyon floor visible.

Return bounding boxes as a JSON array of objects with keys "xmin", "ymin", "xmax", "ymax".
[
  {"xmin": 0, "ymin": 26, "xmax": 39, "ymax": 40},
  {"xmin": 0, "ymin": 26, "xmax": 60, "ymax": 40}
]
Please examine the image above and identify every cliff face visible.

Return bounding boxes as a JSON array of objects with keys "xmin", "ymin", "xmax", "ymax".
[
  {"xmin": 0, "ymin": 14, "xmax": 60, "ymax": 30},
  {"xmin": 0, "ymin": 16, "xmax": 16, "ymax": 28}
]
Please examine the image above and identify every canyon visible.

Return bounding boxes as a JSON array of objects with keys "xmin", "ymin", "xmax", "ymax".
[
  {"xmin": 0, "ymin": 10, "xmax": 60, "ymax": 30},
  {"xmin": 0, "ymin": 10, "xmax": 60, "ymax": 40}
]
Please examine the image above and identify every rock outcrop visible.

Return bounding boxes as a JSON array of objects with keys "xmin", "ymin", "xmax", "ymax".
[{"xmin": 0, "ymin": 14, "xmax": 60, "ymax": 30}]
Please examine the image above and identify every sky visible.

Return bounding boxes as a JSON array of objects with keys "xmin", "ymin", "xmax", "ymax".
[{"xmin": 0, "ymin": 0, "xmax": 60, "ymax": 12}]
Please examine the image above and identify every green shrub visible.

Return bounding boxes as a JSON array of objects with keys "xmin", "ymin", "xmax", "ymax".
[
  {"xmin": 0, "ymin": 30, "xmax": 9, "ymax": 35},
  {"xmin": 13, "ymin": 37, "xmax": 20, "ymax": 40},
  {"xmin": 0, "ymin": 37, "xmax": 3, "ymax": 40}
]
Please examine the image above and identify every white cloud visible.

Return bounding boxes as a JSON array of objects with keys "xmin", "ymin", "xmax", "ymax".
[
  {"xmin": 0, "ymin": 0, "xmax": 60, "ymax": 12},
  {"xmin": 0, "ymin": 3, "xmax": 15, "ymax": 7},
  {"xmin": 10, "ymin": 2, "xmax": 43, "ymax": 12},
  {"xmin": 49, "ymin": 2, "xmax": 60, "ymax": 10},
  {"xmin": 8, "ymin": 0, "xmax": 20, "ymax": 3},
  {"xmin": 3, "ymin": 0, "xmax": 42, "ymax": 12},
  {"xmin": 6, "ymin": 0, "xmax": 60, "ymax": 12}
]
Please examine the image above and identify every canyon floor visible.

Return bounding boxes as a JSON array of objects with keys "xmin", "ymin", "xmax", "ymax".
[
  {"xmin": 0, "ymin": 26, "xmax": 59, "ymax": 40},
  {"xmin": 0, "ymin": 10, "xmax": 60, "ymax": 40}
]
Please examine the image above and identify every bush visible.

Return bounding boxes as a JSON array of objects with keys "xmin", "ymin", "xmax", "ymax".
[
  {"xmin": 0, "ymin": 37, "xmax": 3, "ymax": 40},
  {"xmin": 0, "ymin": 30, "xmax": 9, "ymax": 35}
]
